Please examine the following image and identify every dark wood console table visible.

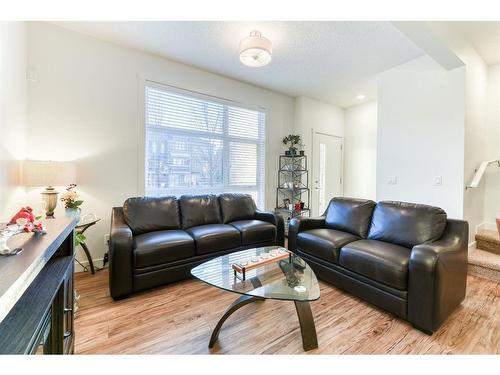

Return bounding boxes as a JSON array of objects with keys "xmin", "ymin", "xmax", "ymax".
[{"xmin": 0, "ymin": 217, "xmax": 77, "ymax": 354}]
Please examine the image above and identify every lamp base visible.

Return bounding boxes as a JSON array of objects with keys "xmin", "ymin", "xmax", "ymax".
[{"xmin": 41, "ymin": 187, "xmax": 59, "ymax": 218}]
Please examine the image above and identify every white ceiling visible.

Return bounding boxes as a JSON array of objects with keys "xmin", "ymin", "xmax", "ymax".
[
  {"xmin": 450, "ymin": 21, "xmax": 500, "ymax": 65},
  {"xmin": 53, "ymin": 21, "xmax": 424, "ymax": 107}
]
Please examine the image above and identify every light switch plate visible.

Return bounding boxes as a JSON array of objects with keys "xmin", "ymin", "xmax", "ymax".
[
  {"xmin": 387, "ymin": 176, "xmax": 397, "ymax": 185},
  {"xmin": 26, "ymin": 67, "xmax": 38, "ymax": 82},
  {"xmin": 433, "ymin": 176, "xmax": 443, "ymax": 186}
]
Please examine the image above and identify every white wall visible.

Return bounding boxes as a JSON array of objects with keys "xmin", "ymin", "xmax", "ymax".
[
  {"xmin": 461, "ymin": 49, "xmax": 488, "ymax": 240},
  {"xmin": 293, "ymin": 96, "xmax": 344, "ymax": 213},
  {"xmin": 293, "ymin": 96, "xmax": 344, "ymax": 155},
  {"xmin": 377, "ymin": 56, "xmax": 465, "ymax": 219},
  {"xmin": 483, "ymin": 64, "xmax": 500, "ymax": 227},
  {"xmin": 25, "ymin": 22, "xmax": 294, "ymax": 268},
  {"xmin": 344, "ymin": 101, "xmax": 377, "ymax": 200},
  {"xmin": 426, "ymin": 22, "xmax": 489, "ymax": 243},
  {"xmin": 0, "ymin": 22, "xmax": 27, "ymax": 222}
]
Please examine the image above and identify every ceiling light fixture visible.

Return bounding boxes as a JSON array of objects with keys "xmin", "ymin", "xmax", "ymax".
[
  {"xmin": 357, "ymin": 94, "xmax": 366, "ymax": 100},
  {"xmin": 239, "ymin": 30, "xmax": 272, "ymax": 67}
]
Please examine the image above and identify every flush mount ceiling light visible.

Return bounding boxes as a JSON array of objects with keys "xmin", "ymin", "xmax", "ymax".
[{"xmin": 239, "ymin": 30, "xmax": 272, "ymax": 67}]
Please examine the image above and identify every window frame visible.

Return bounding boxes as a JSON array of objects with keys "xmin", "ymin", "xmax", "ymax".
[{"xmin": 138, "ymin": 78, "xmax": 268, "ymax": 208}]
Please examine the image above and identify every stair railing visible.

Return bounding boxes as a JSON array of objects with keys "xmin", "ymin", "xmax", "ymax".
[{"xmin": 466, "ymin": 159, "xmax": 500, "ymax": 189}]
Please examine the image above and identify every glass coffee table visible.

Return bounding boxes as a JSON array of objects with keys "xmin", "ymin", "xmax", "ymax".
[{"xmin": 191, "ymin": 246, "xmax": 320, "ymax": 351}]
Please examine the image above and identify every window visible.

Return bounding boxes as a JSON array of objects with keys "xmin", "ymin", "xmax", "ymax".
[{"xmin": 144, "ymin": 83, "xmax": 266, "ymax": 208}]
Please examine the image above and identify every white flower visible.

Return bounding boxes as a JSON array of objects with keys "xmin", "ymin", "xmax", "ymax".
[{"xmin": 61, "ymin": 190, "xmax": 78, "ymax": 202}]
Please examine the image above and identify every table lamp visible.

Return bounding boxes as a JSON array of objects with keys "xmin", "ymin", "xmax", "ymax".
[{"xmin": 22, "ymin": 160, "xmax": 76, "ymax": 217}]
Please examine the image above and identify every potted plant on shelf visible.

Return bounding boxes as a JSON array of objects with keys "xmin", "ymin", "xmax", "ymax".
[
  {"xmin": 282, "ymin": 134, "xmax": 301, "ymax": 156},
  {"xmin": 61, "ymin": 185, "xmax": 84, "ymax": 219},
  {"xmin": 299, "ymin": 140, "xmax": 305, "ymax": 156}
]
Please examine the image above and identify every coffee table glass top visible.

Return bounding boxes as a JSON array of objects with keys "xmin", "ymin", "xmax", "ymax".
[{"xmin": 191, "ymin": 246, "xmax": 320, "ymax": 302}]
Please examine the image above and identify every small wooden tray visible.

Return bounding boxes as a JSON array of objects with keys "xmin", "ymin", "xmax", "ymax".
[{"xmin": 232, "ymin": 248, "xmax": 292, "ymax": 281}]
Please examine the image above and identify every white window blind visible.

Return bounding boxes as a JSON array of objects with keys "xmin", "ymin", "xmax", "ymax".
[{"xmin": 144, "ymin": 83, "xmax": 266, "ymax": 208}]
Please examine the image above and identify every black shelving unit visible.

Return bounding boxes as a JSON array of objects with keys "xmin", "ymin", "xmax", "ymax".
[{"xmin": 275, "ymin": 155, "xmax": 311, "ymax": 236}]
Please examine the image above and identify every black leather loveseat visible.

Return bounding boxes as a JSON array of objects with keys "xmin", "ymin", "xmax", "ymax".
[
  {"xmin": 288, "ymin": 197, "xmax": 468, "ymax": 334},
  {"xmin": 109, "ymin": 193, "xmax": 284, "ymax": 299}
]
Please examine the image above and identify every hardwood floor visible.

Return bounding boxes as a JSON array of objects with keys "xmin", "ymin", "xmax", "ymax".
[{"xmin": 74, "ymin": 270, "xmax": 499, "ymax": 354}]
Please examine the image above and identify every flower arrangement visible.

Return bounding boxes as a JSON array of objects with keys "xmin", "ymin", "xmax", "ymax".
[
  {"xmin": 24, "ymin": 221, "xmax": 45, "ymax": 233},
  {"xmin": 61, "ymin": 187, "xmax": 84, "ymax": 210}
]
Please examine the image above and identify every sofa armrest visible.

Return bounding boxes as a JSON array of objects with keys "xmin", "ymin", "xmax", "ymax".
[
  {"xmin": 408, "ymin": 219, "xmax": 469, "ymax": 333},
  {"xmin": 255, "ymin": 210, "xmax": 285, "ymax": 247},
  {"xmin": 288, "ymin": 216, "xmax": 326, "ymax": 252},
  {"xmin": 109, "ymin": 207, "xmax": 134, "ymax": 300}
]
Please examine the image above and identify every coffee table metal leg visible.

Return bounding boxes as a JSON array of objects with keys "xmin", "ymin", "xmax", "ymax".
[
  {"xmin": 209, "ymin": 294, "xmax": 262, "ymax": 348},
  {"xmin": 294, "ymin": 301, "xmax": 318, "ymax": 351}
]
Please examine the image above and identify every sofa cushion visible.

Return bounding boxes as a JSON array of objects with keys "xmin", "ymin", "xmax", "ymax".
[
  {"xmin": 124, "ymin": 196, "xmax": 180, "ymax": 235},
  {"xmin": 179, "ymin": 194, "xmax": 222, "ymax": 229},
  {"xmin": 339, "ymin": 239, "xmax": 412, "ymax": 290},
  {"xmin": 368, "ymin": 201, "xmax": 447, "ymax": 248},
  {"xmin": 186, "ymin": 224, "xmax": 241, "ymax": 255},
  {"xmin": 324, "ymin": 197, "xmax": 376, "ymax": 238},
  {"xmin": 219, "ymin": 193, "xmax": 256, "ymax": 223},
  {"xmin": 133, "ymin": 230, "xmax": 195, "ymax": 268},
  {"xmin": 297, "ymin": 228, "xmax": 360, "ymax": 263},
  {"xmin": 229, "ymin": 220, "xmax": 276, "ymax": 245}
]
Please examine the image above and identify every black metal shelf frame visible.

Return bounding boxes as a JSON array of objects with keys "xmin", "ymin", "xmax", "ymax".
[{"xmin": 275, "ymin": 155, "xmax": 311, "ymax": 235}]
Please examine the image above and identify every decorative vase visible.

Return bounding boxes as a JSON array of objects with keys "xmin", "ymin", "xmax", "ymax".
[{"xmin": 65, "ymin": 208, "xmax": 81, "ymax": 220}]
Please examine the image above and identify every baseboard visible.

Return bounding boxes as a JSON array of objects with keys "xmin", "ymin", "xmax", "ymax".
[{"xmin": 74, "ymin": 258, "xmax": 106, "ymax": 273}]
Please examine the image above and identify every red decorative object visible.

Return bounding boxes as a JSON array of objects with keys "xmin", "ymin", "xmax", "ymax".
[
  {"xmin": 23, "ymin": 222, "xmax": 45, "ymax": 233},
  {"xmin": 9, "ymin": 207, "xmax": 35, "ymax": 224},
  {"xmin": 9, "ymin": 206, "xmax": 46, "ymax": 234},
  {"xmin": 294, "ymin": 202, "xmax": 302, "ymax": 211}
]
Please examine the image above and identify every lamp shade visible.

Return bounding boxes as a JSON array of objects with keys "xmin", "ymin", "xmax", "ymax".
[
  {"xmin": 22, "ymin": 160, "xmax": 76, "ymax": 187},
  {"xmin": 239, "ymin": 31, "xmax": 272, "ymax": 67}
]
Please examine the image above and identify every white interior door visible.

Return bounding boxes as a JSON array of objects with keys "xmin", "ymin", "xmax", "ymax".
[{"xmin": 311, "ymin": 131, "xmax": 343, "ymax": 216}]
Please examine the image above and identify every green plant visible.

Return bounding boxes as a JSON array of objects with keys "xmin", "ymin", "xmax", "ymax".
[
  {"xmin": 282, "ymin": 134, "xmax": 301, "ymax": 153},
  {"xmin": 75, "ymin": 232, "xmax": 86, "ymax": 248}
]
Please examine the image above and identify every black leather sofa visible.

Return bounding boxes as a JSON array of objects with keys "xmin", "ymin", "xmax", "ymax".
[
  {"xmin": 109, "ymin": 193, "xmax": 284, "ymax": 299},
  {"xmin": 288, "ymin": 197, "xmax": 468, "ymax": 334}
]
